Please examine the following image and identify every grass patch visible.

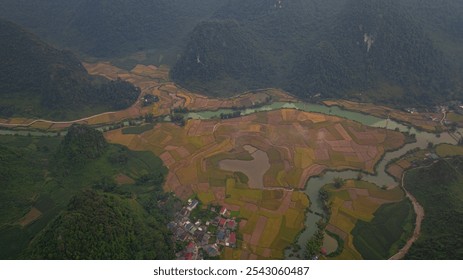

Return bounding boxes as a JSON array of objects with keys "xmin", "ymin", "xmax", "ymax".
[{"xmin": 352, "ymin": 199, "xmax": 415, "ymax": 259}]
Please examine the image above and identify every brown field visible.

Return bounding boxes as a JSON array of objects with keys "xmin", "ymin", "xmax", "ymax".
[
  {"xmin": 323, "ymin": 99, "xmax": 446, "ymax": 133},
  {"xmin": 0, "ymin": 61, "xmax": 409, "ymax": 259},
  {"xmin": 114, "ymin": 173, "xmax": 136, "ymax": 185},
  {"xmin": 18, "ymin": 207, "xmax": 42, "ymax": 227},
  {"xmin": 1, "ymin": 62, "xmax": 295, "ymax": 130},
  {"xmin": 105, "ymin": 108, "xmax": 404, "ymax": 259},
  {"xmin": 386, "ymin": 149, "xmax": 429, "ymax": 181},
  {"xmin": 106, "ymin": 109, "xmax": 404, "ymax": 196}
]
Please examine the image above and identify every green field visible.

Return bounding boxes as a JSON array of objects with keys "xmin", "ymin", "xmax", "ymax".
[
  {"xmin": 351, "ymin": 199, "xmax": 415, "ymax": 259},
  {"xmin": 122, "ymin": 124, "xmax": 155, "ymax": 135},
  {"xmin": 436, "ymin": 144, "xmax": 463, "ymax": 157}
]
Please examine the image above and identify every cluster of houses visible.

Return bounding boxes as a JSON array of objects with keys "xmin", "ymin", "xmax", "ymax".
[
  {"xmin": 167, "ymin": 199, "xmax": 238, "ymax": 260},
  {"xmin": 142, "ymin": 94, "xmax": 159, "ymax": 107}
]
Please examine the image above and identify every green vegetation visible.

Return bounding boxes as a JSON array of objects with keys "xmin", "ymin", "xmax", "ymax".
[
  {"xmin": 404, "ymin": 157, "xmax": 463, "ymax": 259},
  {"xmin": 352, "ymin": 199, "xmax": 415, "ymax": 259},
  {"xmin": 0, "ymin": 125, "xmax": 174, "ymax": 259},
  {"xmin": 171, "ymin": 0, "xmax": 461, "ymax": 106},
  {"xmin": 171, "ymin": 20, "xmax": 272, "ymax": 96},
  {"xmin": 333, "ymin": 177, "xmax": 345, "ymax": 189},
  {"xmin": 190, "ymin": 202, "xmax": 219, "ymax": 224},
  {"xmin": 57, "ymin": 124, "xmax": 108, "ymax": 166},
  {"xmin": 1, "ymin": 1, "xmax": 462, "ymax": 106},
  {"xmin": 122, "ymin": 124, "xmax": 155, "ymax": 135},
  {"xmin": 26, "ymin": 190, "xmax": 173, "ymax": 259},
  {"xmin": 0, "ymin": 19, "xmax": 139, "ymax": 120},
  {"xmin": 325, "ymin": 231, "xmax": 344, "ymax": 258},
  {"xmin": 304, "ymin": 220, "xmax": 326, "ymax": 259},
  {"xmin": 436, "ymin": 144, "xmax": 463, "ymax": 157}
]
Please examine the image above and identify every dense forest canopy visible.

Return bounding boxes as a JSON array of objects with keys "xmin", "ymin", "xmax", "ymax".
[
  {"xmin": 0, "ymin": 0, "xmax": 462, "ymax": 106},
  {"xmin": 26, "ymin": 190, "xmax": 174, "ymax": 260},
  {"xmin": 0, "ymin": 125, "xmax": 174, "ymax": 260},
  {"xmin": 404, "ymin": 157, "xmax": 463, "ymax": 260},
  {"xmin": 0, "ymin": 19, "xmax": 140, "ymax": 120}
]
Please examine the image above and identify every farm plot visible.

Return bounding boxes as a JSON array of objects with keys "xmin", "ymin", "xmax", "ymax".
[
  {"xmin": 105, "ymin": 109, "xmax": 405, "ymax": 259},
  {"xmin": 321, "ymin": 179, "xmax": 412, "ymax": 259}
]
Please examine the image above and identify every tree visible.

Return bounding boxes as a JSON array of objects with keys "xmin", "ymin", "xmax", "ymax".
[
  {"xmin": 333, "ymin": 177, "xmax": 345, "ymax": 189},
  {"xmin": 427, "ymin": 142, "xmax": 434, "ymax": 150}
]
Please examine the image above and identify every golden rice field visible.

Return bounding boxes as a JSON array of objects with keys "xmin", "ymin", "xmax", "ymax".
[
  {"xmin": 436, "ymin": 143, "xmax": 463, "ymax": 157},
  {"xmin": 321, "ymin": 180, "xmax": 405, "ymax": 260},
  {"xmin": 2, "ymin": 62, "xmax": 295, "ymax": 130},
  {"xmin": 0, "ymin": 61, "xmax": 409, "ymax": 259},
  {"xmin": 105, "ymin": 108, "xmax": 405, "ymax": 259}
]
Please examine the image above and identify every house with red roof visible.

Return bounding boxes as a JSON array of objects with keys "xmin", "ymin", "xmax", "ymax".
[
  {"xmin": 186, "ymin": 242, "xmax": 195, "ymax": 253},
  {"xmin": 184, "ymin": 253, "xmax": 194, "ymax": 260},
  {"xmin": 227, "ymin": 220, "xmax": 236, "ymax": 230},
  {"xmin": 228, "ymin": 232, "xmax": 236, "ymax": 246},
  {"xmin": 219, "ymin": 218, "xmax": 227, "ymax": 227}
]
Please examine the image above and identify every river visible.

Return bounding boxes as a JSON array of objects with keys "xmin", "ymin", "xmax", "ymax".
[
  {"xmin": 187, "ymin": 102, "xmax": 459, "ymax": 258},
  {"xmin": 1, "ymin": 101, "xmax": 460, "ymax": 258}
]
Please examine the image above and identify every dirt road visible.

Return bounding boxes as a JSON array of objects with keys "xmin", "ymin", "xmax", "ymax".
[{"xmin": 389, "ymin": 173, "xmax": 424, "ymax": 260}]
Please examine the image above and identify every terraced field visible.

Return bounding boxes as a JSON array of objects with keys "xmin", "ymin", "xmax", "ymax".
[
  {"xmin": 0, "ymin": 62, "xmax": 412, "ymax": 259},
  {"xmin": 1, "ymin": 62, "xmax": 294, "ymax": 130},
  {"xmin": 321, "ymin": 180, "xmax": 414, "ymax": 259},
  {"xmin": 105, "ymin": 109, "xmax": 405, "ymax": 259}
]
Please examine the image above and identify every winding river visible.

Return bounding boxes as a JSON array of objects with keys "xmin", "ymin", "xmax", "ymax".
[
  {"xmin": 187, "ymin": 102, "xmax": 460, "ymax": 258},
  {"xmin": 2, "ymin": 101, "xmax": 461, "ymax": 259}
]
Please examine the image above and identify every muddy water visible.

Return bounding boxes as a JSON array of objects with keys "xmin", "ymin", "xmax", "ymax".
[{"xmin": 218, "ymin": 145, "xmax": 270, "ymax": 189}]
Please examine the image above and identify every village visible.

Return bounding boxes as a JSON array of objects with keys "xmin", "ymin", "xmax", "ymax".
[{"xmin": 167, "ymin": 199, "xmax": 238, "ymax": 260}]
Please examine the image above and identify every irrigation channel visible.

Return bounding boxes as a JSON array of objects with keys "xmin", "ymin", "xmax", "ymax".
[{"xmin": 2, "ymin": 101, "xmax": 461, "ymax": 258}]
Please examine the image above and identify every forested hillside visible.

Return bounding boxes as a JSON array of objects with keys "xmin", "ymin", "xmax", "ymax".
[
  {"xmin": 173, "ymin": 0, "xmax": 460, "ymax": 105},
  {"xmin": 26, "ymin": 190, "xmax": 174, "ymax": 260},
  {"xmin": 171, "ymin": 21, "xmax": 273, "ymax": 96},
  {"xmin": 0, "ymin": 0, "xmax": 462, "ymax": 106},
  {"xmin": 0, "ymin": 19, "xmax": 140, "ymax": 120},
  {"xmin": 0, "ymin": 126, "xmax": 175, "ymax": 259},
  {"xmin": 404, "ymin": 157, "xmax": 463, "ymax": 260},
  {"xmin": 289, "ymin": 0, "xmax": 452, "ymax": 105}
]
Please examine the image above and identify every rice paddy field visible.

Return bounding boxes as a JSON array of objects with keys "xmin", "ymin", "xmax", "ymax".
[
  {"xmin": 1, "ymin": 62, "xmax": 294, "ymax": 131},
  {"xmin": 1, "ymin": 62, "xmax": 414, "ymax": 259},
  {"xmin": 436, "ymin": 143, "xmax": 463, "ymax": 157},
  {"xmin": 105, "ymin": 108, "xmax": 405, "ymax": 259},
  {"xmin": 321, "ymin": 180, "xmax": 414, "ymax": 260},
  {"xmin": 386, "ymin": 149, "xmax": 429, "ymax": 181}
]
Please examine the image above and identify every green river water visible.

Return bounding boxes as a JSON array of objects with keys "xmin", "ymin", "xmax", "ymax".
[{"xmin": 2, "ymin": 101, "xmax": 460, "ymax": 258}]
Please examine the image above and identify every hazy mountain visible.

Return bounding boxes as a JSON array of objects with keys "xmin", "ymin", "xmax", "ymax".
[
  {"xmin": 0, "ymin": 0, "xmax": 461, "ymax": 106},
  {"xmin": 289, "ymin": 0, "xmax": 452, "ymax": 104},
  {"xmin": 0, "ymin": 0, "xmax": 227, "ymax": 58},
  {"xmin": 172, "ymin": 0, "xmax": 460, "ymax": 105},
  {"xmin": 0, "ymin": 19, "xmax": 139, "ymax": 119},
  {"xmin": 171, "ymin": 21, "xmax": 273, "ymax": 96}
]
